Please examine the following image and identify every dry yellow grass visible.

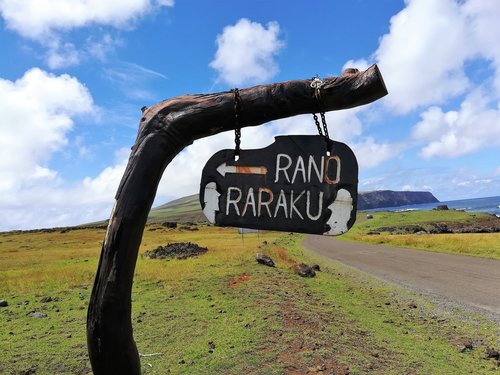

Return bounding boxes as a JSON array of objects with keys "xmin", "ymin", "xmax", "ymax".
[
  {"xmin": 136, "ymin": 225, "xmax": 281, "ymax": 282},
  {"xmin": 354, "ymin": 232, "xmax": 500, "ymax": 259},
  {"xmin": 0, "ymin": 225, "xmax": 282, "ymax": 294},
  {"xmin": 0, "ymin": 229, "xmax": 105, "ymax": 294}
]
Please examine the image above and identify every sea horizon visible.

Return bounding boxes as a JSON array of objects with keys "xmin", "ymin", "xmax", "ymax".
[{"xmin": 363, "ymin": 195, "xmax": 500, "ymax": 216}]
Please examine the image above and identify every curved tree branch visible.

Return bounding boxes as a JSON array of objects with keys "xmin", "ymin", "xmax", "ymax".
[{"xmin": 87, "ymin": 65, "xmax": 387, "ymax": 374}]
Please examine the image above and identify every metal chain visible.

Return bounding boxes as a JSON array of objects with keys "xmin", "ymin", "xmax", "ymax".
[
  {"xmin": 231, "ymin": 88, "xmax": 242, "ymax": 157},
  {"xmin": 310, "ymin": 76, "xmax": 331, "ymax": 150},
  {"xmin": 320, "ymin": 112, "xmax": 329, "ymax": 139},
  {"xmin": 313, "ymin": 113, "xmax": 323, "ymax": 136}
]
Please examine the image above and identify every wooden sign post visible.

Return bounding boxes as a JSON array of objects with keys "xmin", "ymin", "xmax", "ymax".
[
  {"xmin": 200, "ymin": 135, "xmax": 358, "ymax": 235},
  {"xmin": 87, "ymin": 66, "xmax": 387, "ymax": 374}
]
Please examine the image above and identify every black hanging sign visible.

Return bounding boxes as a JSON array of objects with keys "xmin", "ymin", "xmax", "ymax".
[{"xmin": 199, "ymin": 135, "xmax": 358, "ymax": 236}]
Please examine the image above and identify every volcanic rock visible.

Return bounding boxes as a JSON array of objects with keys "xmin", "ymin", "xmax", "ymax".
[
  {"xmin": 293, "ymin": 263, "xmax": 316, "ymax": 278},
  {"xmin": 162, "ymin": 222, "xmax": 177, "ymax": 228},
  {"xmin": 145, "ymin": 242, "xmax": 207, "ymax": 260},
  {"xmin": 256, "ymin": 253, "xmax": 275, "ymax": 267},
  {"xmin": 486, "ymin": 347, "xmax": 500, "ymax": 360}
]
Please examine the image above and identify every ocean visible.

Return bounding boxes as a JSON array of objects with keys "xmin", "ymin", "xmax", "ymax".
[{"xmin": 363, "ymin": 195, "xmax": 500, "ymax": 217}]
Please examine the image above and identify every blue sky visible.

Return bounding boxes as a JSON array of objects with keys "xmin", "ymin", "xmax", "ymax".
[{"xmin": 1, "ymin": 0, "xmax": 499, "ymax": 230}]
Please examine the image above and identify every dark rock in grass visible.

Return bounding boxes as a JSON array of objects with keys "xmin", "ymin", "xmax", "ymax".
[
  {"xmin": 208, "ymin": 341, "xmax": 216, "ymax": 353},
  {"xmin": 162, "ymin": 221, "xmax": 177, "ymax": 228},
  {"xmin": 429, "ymin": 223, "xmax": 452, "ymax": 234},
  {"xmin": 407, "ymin": 225, "xmax": 427, "ymax": 233},
  {"xmin": 145, "ymin": 242, "xmax": 208, "ymax": 260},
  {"xmin": 367, "ymin": 231, "xmax": 380, "ymax": 235},
  {"xmin": 459, "ymin": 340, "xmax": 474, "ymax": 353},
  {"xmin": 486, "ymin": 347, "xmax": 500, "ymax": 359},
  {"xmin": 0, "ymin": 299, "xmax": 7, "ymax": 307},
  {"xmin": 30, "ymin": 312, "xmax": 47, "ymax": 318},
  {"xmin": 19, "ymin": 365, "xmax": 38, "ymax": 375},
  {"xmin": 256, "ymin": 253, "xmax": 275, "ymax": 267},
  {"xmin": 40, "ymin": 296, "xmax": 53, "ymax": 303},
  {"xmin": 293, "ymin": 263, "xmax": 316, "ymax": 278}
]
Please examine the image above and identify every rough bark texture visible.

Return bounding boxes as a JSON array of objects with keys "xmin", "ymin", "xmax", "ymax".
[{"xmin": 87, "ymin": 65, "xmax": 388, "ymax": 374}]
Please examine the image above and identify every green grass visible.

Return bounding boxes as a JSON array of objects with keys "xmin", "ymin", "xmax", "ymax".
[
  {"xmin": 339, "ymin": 210, "xmax": 500, "ymax": 259},
  {"xmin": 355, "ymin": 209, "xmax": 478, "ymax": 227},
  {"xmin": 1, "ymin": 225, "xmax": 499, "ymax": 374}
]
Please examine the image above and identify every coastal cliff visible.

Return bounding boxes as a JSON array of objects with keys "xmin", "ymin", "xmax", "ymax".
[{"xmin": 357, "ymin": 190, "xmax": 439, "ymax": 210}]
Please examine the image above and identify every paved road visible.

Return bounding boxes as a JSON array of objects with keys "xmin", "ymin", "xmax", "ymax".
[{"xmin": 303, "ymin": 236, "xmax": 500, "ymax": 318}]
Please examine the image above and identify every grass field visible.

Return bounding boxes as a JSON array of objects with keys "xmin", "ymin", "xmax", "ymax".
[
  {"xmin": 340, "ymin": 210, "xmax": 500, "ymax": 259},
  {"xmin": 1, "ymin": 224, "xmax": 499, "ymax": 374}
]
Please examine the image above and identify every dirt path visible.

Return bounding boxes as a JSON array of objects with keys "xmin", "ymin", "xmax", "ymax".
[{"xmin": 303, "ymin": 236, "xmax": 500, "ymax": 319}]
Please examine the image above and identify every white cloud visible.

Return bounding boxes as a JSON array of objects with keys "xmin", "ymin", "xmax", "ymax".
[
  {"xmin": 45, "ymin": 40, "xmax": 81, "ymax": 69},
  {"xmin": 79, "ymin": 148, "xmax": 129, "ymax": 204},
  {"xmin": 43, "ymin": 34, "xmax": 123, "ymax": 69},
  {"xmin": 0, "ymin": 0, "xmax": 174, "ymax": 68},
  {"xmin": 85, "ymin": 34, "xmax": 122, "ymax": 61},
  {"xmin": 210, "ymin": 18, "xmax": 284, "ymax": 86},
  {"xmin": 412, "ymin": 89, "xmax": 500, "ymax": 159},
  {"xmin": 0, "ymin": 0, "xmax": 174, "ymax": 40},
  {"xmin": 0, "ymin": 68, "xmax": 93, "ymax": 192},
  {"xmin": 0, "ymin": 145, "xmax": 129, "ymax": 231},
  {"xmin": 463, "ymin": 0, "xmax": 500, "ymax": 95},
  {"xmin": 342, "ymin": 0, "xmax": 500, "ymax": 163},
  {"xmin": 375, "ymin": 0, "xmax": 472, "ymax": 112},
  {"xmin": 0, "ymin": 68, "xmax": 133, "ymax": 230},
  {"xmin": 351, "ymin": 138, "xmax": 402, "ymax": 169},
  {"xmin": 350, "ymin": 0, "xmax": 500, "ymax": 113}
]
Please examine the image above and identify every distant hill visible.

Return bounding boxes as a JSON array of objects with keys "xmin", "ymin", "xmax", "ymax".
[
  {"xmin": 147, "ymin": 190, "xmax": 439, "ymax": 224},
  {"xmin": 148, "ymin": 194, "xmax": 205, "ymax": 224}
]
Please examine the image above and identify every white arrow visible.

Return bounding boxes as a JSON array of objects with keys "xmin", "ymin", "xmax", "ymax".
[{"xmin": 217, "ymin": 162, "xmax": 268, "ymax": 177}]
